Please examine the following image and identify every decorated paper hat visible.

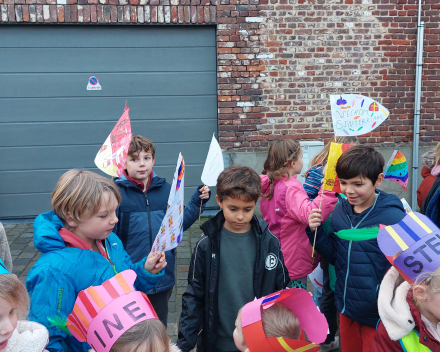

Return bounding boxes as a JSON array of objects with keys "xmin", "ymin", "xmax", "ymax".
[
  {"xmin": 377, "ymin": 212, "xmax": 440, "ymax": 284},
  {"xmin": 241, "ymin": 288, "xmax": 328, "ymax": 352},
  {"xmin": 67, "ymin": 270, "xmax": 158, "ymax": 352}
]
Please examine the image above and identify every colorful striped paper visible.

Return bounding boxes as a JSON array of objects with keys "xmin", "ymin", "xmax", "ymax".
[
  {"xmin": 323, "ymin": 142, "xmax": 353, "ymax": 192},
  {"xmin": 384, "ymin": 150, "xmax": 408, "ymax": 191}
]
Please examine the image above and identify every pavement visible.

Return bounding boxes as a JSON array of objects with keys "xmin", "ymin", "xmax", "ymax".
[{"xmin": 5, "ymin": 219, "xmax": 339, "ymax": 351}]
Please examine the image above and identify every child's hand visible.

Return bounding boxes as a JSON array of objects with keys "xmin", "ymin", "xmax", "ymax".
[
  {"xmin": 199, "ymin": 185, "xmax": 210, "ymax": 200},
  {"xmin": 144, "ymin": 252, "xmax": 167, "ymax": 274},
  {"xmin": 309, "ymin": 209, "xmax": 322, "ymax": 231}
]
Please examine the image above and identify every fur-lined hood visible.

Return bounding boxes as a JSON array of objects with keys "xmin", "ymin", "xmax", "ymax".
[{"xmin": 377, "ymin": 267, "xmax": 414, "ymax": 341}]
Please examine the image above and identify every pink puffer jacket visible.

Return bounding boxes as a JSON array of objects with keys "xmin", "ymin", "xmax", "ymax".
[{"xmin": 260, "ymin": 175, "xmax": 337, "ymax": 280}]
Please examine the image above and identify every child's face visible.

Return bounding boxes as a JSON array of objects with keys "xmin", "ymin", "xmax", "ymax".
[
  {"xmin": 216, "ymin": 196, "xmax": 256, "ymax": 233},
  {"xmin": 290, "ymin": 147, "xmax": 304, "ymax": 176},
  {"xmin": 339, "ymin": 174, "xmax": 383, "ymax": 212},
  {"xmin": 125, "ymin": 150, "xmax": 155, "ymax": 183},
  {"xmin": 0, "ymin": 297, "xmax": 18, "ymax": 351},
  {"xmin": 233, "ymin": 313, "xmax": 249, "ymax": 352},
  {"xmin": 414, "ymin": 285, "xmax": 440, "ymax": 326},
  {"xmin": 67, "ymin": 192, "xmax": 119, "ymax": 245}
]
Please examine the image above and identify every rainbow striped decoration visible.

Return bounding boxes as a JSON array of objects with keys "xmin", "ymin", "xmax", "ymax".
[{"xmin": 384, "ymin": 150, "xmax": 408, "ymax": 191}]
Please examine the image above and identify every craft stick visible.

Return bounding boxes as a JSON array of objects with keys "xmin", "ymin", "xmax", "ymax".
[
  {"xmin": 312, "ymin": 181, "xmax": 325, "ymax": 264},
  {"xmin": 199, "ymin": 185, "xmax": 206, "ymax": 223}
]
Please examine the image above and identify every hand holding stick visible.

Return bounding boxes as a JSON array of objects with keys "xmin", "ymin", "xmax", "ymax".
[{"xmin": 311, "ymin": 180, "xmax": 325, "ymax": 264}]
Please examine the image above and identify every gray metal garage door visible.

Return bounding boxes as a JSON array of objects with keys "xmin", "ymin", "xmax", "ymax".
[{"xmin": 0, "ymin": 25, "xmax": 217, "ymax": 219}]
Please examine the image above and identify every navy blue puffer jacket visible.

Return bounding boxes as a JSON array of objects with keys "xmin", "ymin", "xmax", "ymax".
[
  {"xmin": 307, "ymin": 190, "xmax": 405, "ymax": 327},
  {"xmin": 114, "ymin": 173, "xmax": 209, "ymax": 294}
]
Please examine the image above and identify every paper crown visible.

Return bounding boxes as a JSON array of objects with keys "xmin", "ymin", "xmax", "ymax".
[
  {"xmin": 241, "ymin": 289, "xmax": 328, "ymax": 352},
  {"xmin": 377, "ymin": 212, "xmax": 440, "ymax": 283},
  {"xmin": 67, "ymin": 270, "xmax": 158, "ymax": 352}
]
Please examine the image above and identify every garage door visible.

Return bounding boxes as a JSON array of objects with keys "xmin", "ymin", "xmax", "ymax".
[{"xmin": 0, "ymin": 25, "xmax": 217, "ymax": 219}]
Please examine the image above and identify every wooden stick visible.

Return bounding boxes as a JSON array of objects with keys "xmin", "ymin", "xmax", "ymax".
[{"xmin": 311, "ymin": 182, "xmax": 325, "ymax": 264}]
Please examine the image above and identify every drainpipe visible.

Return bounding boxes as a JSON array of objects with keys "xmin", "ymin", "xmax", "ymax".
[{"xmin": 411, "ymin": 0, "xmax": 424, "ymax": 210}]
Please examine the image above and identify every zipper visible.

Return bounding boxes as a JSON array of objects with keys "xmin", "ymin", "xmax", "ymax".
[
  {"xmin": 104, "ymin": 240, "xmax": 118, "ymax": 275},
  {"xmin": 341, "ymin": 240, "xmax": 352, "ymax": 315},
  {"xmin": 145, "ymin": 194, "xmax": 155, "ymax": 294}
]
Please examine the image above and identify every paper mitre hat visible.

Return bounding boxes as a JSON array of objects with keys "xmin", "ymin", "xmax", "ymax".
[
  {"xmin": 377, "ymin": 212, "xmax": 440, "ymax": 284},
  {"xmin": 67, "ymin": 270, "xmax": 158, "ymax": 352},
  {"xmin": 241, "ymin": 288, "xmax": 328, "ymax": 352}
]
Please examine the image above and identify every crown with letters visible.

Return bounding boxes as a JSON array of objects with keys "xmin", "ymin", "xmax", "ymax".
[
  {"xmin": 67, "ymin": 270, "xmax": 158, "ymax": 352},
  {"xmin": 241, "ymin": 288, "xmax": 328, "ymax": 352},
  {"xmin": 377, "ymin": 212, "xmax": 440, "ymax": 283}
]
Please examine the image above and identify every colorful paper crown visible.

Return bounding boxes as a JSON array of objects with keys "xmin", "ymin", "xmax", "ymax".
[
  {"xmin": 377, "ymin": 212, "xmax": 440, "ymax": 283},
  {"xmin": 67, "ymin": 270, "xmax": 158, "ymax": 352},
  {"xmin": 241, "ymin": 289, "xmax": 328, "ymax": 352}
]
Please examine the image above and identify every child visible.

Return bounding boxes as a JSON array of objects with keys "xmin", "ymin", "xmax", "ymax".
[
  {"xmin": 26, "ymin": 170, "xmax": 167, "ymax": 352},
  {"xmin": 114, "ymin": 135, "xmax": 210, "ymax": 326},
  {"xmin": 307, "ymin": 145, "xmax": 406, "ymax": 352},
  {"xmin": 0, "ymin": 272, "xmax": 49, "ymax": 352},
  {"xmin": 67, "ymin": 269, "xmax": 181, "ymax": 352},
  {"xmin": 177, "ymin": 165, "xmax": 288, "ymax": 352},
  {"xmin": 372, "ymin": 212, "xmax": 440, "ymax": 351},
  {"xmin": 260, "ymin": 139, "xmax": 337, "ymax": 289},
  {"xmin": 417, "ymin": 144, "xmax": 438, "ymax": 208},
  {"xmin": 233, "ymin": 288, "xmax": 328, "ymax": 352}
]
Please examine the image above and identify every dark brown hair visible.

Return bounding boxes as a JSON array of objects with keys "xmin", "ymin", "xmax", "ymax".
[
  {"xmin": 216, "ymin": 165, "xmax": 261, "ymax": 203},
  {"xmin": 336, "ymin": 145, "xmax": 385, "ymax": 185},
  {"xmin": 128, "ymin": 135, "xmax": 156, "ymax": 158},
  {"xmin": 261, "ymin": 139, "xmax": 301, "ymax": 200}
]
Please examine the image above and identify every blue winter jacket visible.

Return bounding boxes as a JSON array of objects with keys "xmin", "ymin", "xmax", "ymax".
[
  {"xmin": 114, "ymin": 173, "xmax": 209, "ymax": 294},
  {"xmin": 306, "ymin": 190, "xmax": 405, "ymax": 327},
  {"xmin": 425, "ymin": 186, "xmax": 440, "ymax": 227},
  {"xmin": 26, "ymin": 211, "xmax": 163, "ymax": 352}
]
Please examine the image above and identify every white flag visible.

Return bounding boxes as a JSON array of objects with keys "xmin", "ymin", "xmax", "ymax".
[{"xmin": 201, "ymin": 134, "xmax": 224, "ymax": 187}]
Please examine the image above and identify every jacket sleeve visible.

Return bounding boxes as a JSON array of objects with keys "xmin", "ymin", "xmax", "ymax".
[
  {"xmin": 306, "ymin": 219, "xmax": 337, "ymax": 265},
  {"xmin": 371, "ymin": 322, "xmax": 403, "ymax": 352},
  {"xmin": 26, "ymin": 269, "xmax": 77, "ymax": 352},
  {"xmin": 182, "ymin": 186, "xmax": 211, "ymax": 231},
  {"xmin": 285, "ymin": 182, "xmax": 337, "ymax": 226},
  {"xmin": 177, "ymin": 236, "xmax": 207, "ymax": 352},
  {"xmin": 275, "ymin": 238, "xmax": 289, "ymax": 290}
]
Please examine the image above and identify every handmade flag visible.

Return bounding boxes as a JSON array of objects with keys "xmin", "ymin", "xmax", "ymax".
[
  {"xmin": 201, "ymin": 134, "xmax": 224, "ymax": 187},
  {"xmin": 67, "ymin": 270, "xmax": 158, "ymax": 352},
  {"xmin": 152, "ymin": 153, "xmax": 185, "ymax": 253},
  {"xmin": 241, "ymin": 288, "xmax": 328, "ymax": 352},
  {"xmin": 94, "ymin": 107, "xmax": 132, "ymax": 177},
  {"xmin": 330, "ymin": 94, "xmax": 389, "ymax": 136},
  {"xmin": 323, "ymin": 142, "xmax": 353, "ymax": 192},
  {"xmin": 383, "ymin": 150, "xmax": 408, "ymax": 191},
  {"xmin": 309, "ymin": 263, "xmax": 324, "ymax": 293},
  {"xmin": 377, "ymin": 212, "xmax": 440, "ymax": 283}
]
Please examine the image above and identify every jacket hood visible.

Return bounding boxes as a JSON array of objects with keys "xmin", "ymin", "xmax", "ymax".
[
  {"xmin": 33, "ymin": 211, "xmax": 67, "ymax": 253},
  {"xmin": 421, "ymin": 166, "xmax": 433, "ymax": 178},
  {"xmin": 422, "ymin": 148, "xmax": 436, "ymax": 170},
  {"xmin": 260, "ymin": 174, "xmax": 270, "ymax": 194},
  {"xmin": 114, "ymin": 172, "xmax": 166, "ymax": 190},
  {"xmin": 378, "ymin": 267, "xmax": 414, "ymax": 341}
]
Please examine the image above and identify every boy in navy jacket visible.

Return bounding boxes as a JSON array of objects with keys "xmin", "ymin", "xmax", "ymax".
[
  {"xmin": 114, "ymin": 135, "xmax": 210, "ymax": 326},
  {"xmin": 307, "ymin": 145, "xmax": 406, "ymax": 352}
]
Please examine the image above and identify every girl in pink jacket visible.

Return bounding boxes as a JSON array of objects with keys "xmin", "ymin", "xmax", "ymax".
[{"xmin": 260, "ymin": 139, "xmax": 337, "ymax": 289}]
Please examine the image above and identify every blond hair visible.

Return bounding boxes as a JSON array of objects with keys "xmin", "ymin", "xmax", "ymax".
[
  {"xmin": 0, "ymin": 274, "xmax": 30, "ymax": 320},
  {"xmin": 110, "ymin": 319, "xmax": 170, "ymax": 352},
  {"xmin": 413, "ymin": 267, "xmax": 440, "ymax": 308},
  {"xmin": 52, "ymin": 170, "xmax": 121, "ymax": 224},
  {"xmin": 307, "ymin": 136, "xmax": 358, "ymax": 172}
]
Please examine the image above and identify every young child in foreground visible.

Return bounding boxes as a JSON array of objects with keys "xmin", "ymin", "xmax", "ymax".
[
  {"xmin": 233, "ymin": 288, "xmax": 328, "ymax": 352},
  {"xmin": 307, "ymin": 145, "xmax": 406, "ymax": 352},
  {"xmin": 260, "ymin": 139, "xmax": 337, "ymax": 290},
  {"xmin": 372, "ymin": 212, "xmax": 440, "ymax": 351},
  {"xmin": 26, "ymin": 170, "xmax": 167, "ymax": 351},
  {"xmin": 67, "ymin": 270, "xmax": 180, "ymax": 352},
  {"xmin": 177, "ymin": 165, "xmax": 288, "ymax": 352},
  {"xmin": 0, "ymin": 270, "xmax": 49, "ymax": 352},
  {"xmin": 114, "ymin": 135, "xmax": 210, "ymax": 326}
]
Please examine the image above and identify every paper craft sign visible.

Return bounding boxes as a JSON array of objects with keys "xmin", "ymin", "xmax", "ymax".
[
  {"xmin": 330, "ymin": 94, "xmax": 389, "ymax": 136},
  {"xmin": 401, "ymin": 198, "xmax": 412, "ymax": 213},
  {"xmin": 323, "ymin": 142, "xmax": 353, "ymax": 192},
  {"xmin": 309, "ymin": 263, "xmax": 324, "ymax": 293},
  {"xmin": 384, "ymin": 150, "xmax": 409, "ymax": 191},
  {"xmin": 201, "ymin": 134, "xmax": 224, "ymax": 187},
  {"xmin": 152, "ymin": 153, "xmax": 185, "ymax": 253},
  {"xmin": 377, "ymin": 212, "xmax": 440, "ymax": 283},
  {"xmin": 94, "ymin": 107, "xmax": 132, "ymax": 177}
]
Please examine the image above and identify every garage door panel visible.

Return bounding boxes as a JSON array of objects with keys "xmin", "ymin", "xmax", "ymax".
[
  {"xmin": 0, "ymin": 26, "xmax": 215, "ymax": 48},
  {"xmin": 1, "ymin": 96, "xmax": 217, "ymax": 123},
  {"xmin": 0, "ymin": 119, "xmax": 218, "ymax": 147},
  {"xmin": 0, "ymin": 47, "xmax": 216, "ymax": 73},
  {"xmin": 0, "ymin": 142, "xmax": 210, "ymax": 171},
  {"xmin": 0, "ymin": 72, "xmax": 216, "ymax": 98}
]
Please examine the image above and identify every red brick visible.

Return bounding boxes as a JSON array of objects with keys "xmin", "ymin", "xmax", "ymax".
[
  {"xmin": 90, "ymin": 4, "xmax": 96, "ymax": 20},
  {"xmin": 57, "ymin": 4, "xmax": 64, "ymax": 21},
  {"xmin": 171, "ymin": 4, "xmax": 176, "ymax": 22},
  {"xmin": 22, "ymin": 4, "xmax": 29, "ymax": 19}
]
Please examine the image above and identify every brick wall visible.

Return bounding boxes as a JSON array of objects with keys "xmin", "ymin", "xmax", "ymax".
[{"xmin": 1, "ymin": 0, "xmax": 439, "ymax": 151}]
